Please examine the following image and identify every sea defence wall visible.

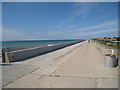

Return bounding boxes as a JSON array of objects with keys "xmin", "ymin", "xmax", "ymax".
[{"xmin": 4, "ymin": 40, "xmax": 83, "ymax": 63}]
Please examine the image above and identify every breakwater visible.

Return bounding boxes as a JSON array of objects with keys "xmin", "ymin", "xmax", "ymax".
[{"xmin": 3, "ymin": 40, "xmax": 83, "ymax": 63}]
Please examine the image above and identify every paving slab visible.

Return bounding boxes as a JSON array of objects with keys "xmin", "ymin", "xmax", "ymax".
[
  {"xmin": 39, "ymin": 76, "xmax": 98, "ymax": 88},
  {"xmin": 2, "ymin": 64, "xmax": 38, "ymax": 87},
  {"xmin": 2, "ymin": 42, "xmax": 82, "ymax": 87},
  {"xmin": 98, "ymin": 78, "xmax": 118, "ymax": 88},
  {"xmin": 4, "ymin": 74, "xmax": 43, "ymax": 88},
  {"xmin": 54, "ymin": 42, "xmax": 118, "ymax": 79}
]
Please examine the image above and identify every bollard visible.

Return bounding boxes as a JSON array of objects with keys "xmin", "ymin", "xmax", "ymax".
[{"xmin": 104, "ymin": 49, "xmax": 117, "ymax": 68}]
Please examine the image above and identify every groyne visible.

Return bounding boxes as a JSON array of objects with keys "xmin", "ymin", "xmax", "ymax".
[{"xmin": 3, "ymin": 40, "xmax": 84, "ymax": 63}]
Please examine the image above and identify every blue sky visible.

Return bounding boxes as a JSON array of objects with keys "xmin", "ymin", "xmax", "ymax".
[{"xmin": 2, "ymin": 2, "xmax": 118, "ymax": 41}]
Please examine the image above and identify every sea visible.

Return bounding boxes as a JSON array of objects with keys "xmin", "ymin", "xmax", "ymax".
[
  {"xmin": 0, "ymin": 39, "xmax": 83, "ymax": 59},
  {"xmin": 1, "ymin": 39, "xmax": 82, "ymax": 48}
]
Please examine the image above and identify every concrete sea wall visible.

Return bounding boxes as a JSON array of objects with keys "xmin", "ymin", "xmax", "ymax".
[{"xmin": 4, "ymin": 41, "xmax": 83, "ymax": 63}]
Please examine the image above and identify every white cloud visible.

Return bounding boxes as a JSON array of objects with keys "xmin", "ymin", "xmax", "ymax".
[
  {"xmin": 79, "ymin": 20, "xmax": 118, "ymax": 31},
  {"xmin": 57, "ymin": 14, "xmax": 87, "ymax": 30},
  {"xmin": 73, "ymin": 3, "xmax": 96, "ymax": 16},
  {"xmin": 81, "ymin": 28, "xmax": 118, "ymax": 38},
  {"xmin": 2, "ymin": 27, "xmax": 66, "ymax": 40},
  {"xmin": 46, "ymin": 28, "xmax": 118, "ymax": 39},
  {"xmin": 83, "ymin": 28, "xmax": 118, "ymax": 35},
  {"xmin": 2, "ymin": 27, "xmax": 42, "ymax": 41},
  {"xmin": 46, "ymin": 20, "xmax": 118, "ymax": 39},
  {"xmin": 57, "ymin": 2, "xmax": 118, "ymax": 32},
  {"xmin": 57, "ymin": 20, "xmax": 117, "ymax": 33},
  {"xmin": 3, "ymin": 25, "xmax": 117, "ymax": 41},
  {"xmin": 64, "ymin": 28, "xmax": 117, "ymax": 39}
]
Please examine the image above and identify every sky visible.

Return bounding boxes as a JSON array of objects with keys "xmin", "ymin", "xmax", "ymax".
[{"xmin": 2, "ymin": 2, "xmax": 118, "ymax": 41}]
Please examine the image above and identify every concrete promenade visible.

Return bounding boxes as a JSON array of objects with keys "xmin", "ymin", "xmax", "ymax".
[
  {"xmin": 3, "ymin": 40, "xmax": 118, "ymax": 88},
  {"xmin": 2, "ymin": 41, "xmax": 83, "ymax": 87}
]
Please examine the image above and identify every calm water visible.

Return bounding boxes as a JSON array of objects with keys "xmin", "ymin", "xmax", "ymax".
[{"xmin": 2, "ymin": 40, "xmax": 81, "ymax": 48}]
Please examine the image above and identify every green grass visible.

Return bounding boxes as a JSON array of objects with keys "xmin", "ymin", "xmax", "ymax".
[
  {"xmin": 98, "ymin": 41, "xmax": 107, "ymax": 45},
  {"xmin": 96, "ymin": 40, "xmax": 119, "ymax": 49}
]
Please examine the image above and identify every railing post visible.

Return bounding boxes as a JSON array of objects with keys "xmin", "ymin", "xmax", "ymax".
[{"xmin": 5, "ymin": 52, "xmax": 10, "ymax": 63}]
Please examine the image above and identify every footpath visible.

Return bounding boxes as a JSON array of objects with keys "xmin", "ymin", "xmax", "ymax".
[{"xmin": 3, "ymin": 40, "xmax": 118, "ymax": 88}]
